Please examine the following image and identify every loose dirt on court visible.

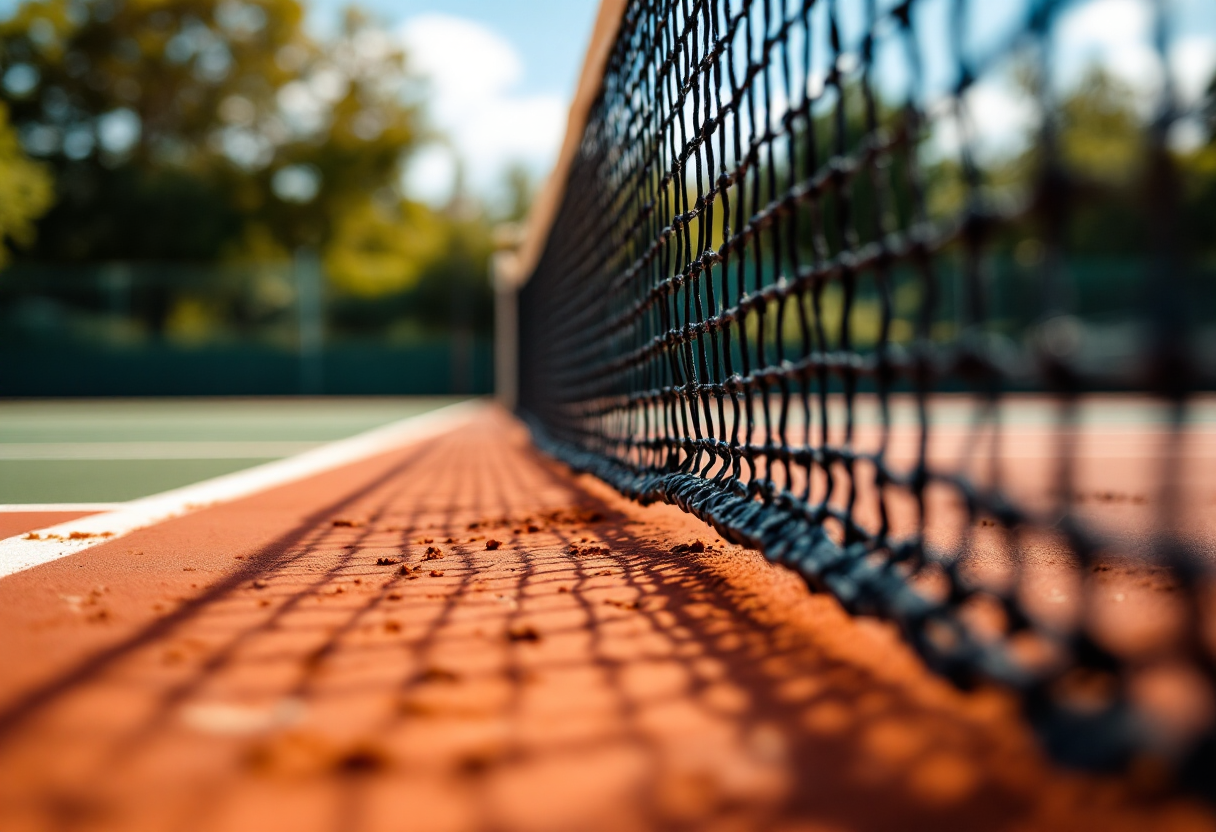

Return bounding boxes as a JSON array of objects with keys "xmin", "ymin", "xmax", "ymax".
[{"xmin": 0, "ymin": 408, "xmax": 1213, "ymax": 832}]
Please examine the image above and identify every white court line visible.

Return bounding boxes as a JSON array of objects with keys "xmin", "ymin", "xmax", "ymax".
[
  {"xmin": 0, "ymin": 441, "xmax": 323, "ymax": 460},
  {"xmin": 0, "ymin": 400, "xmax": 487, "ymax": 579},
  {"xmin": 0, "ymin": 503, "xmax": 125, "ymax": 513}
]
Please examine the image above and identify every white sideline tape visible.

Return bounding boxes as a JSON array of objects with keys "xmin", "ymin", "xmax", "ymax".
[
  {"xmin": 0, "ymin": 503, "xmax": 125, "ymax": 513},
  {"xmin": 0, "ymin": 400, "xmax": 486, "ymax": 579}
]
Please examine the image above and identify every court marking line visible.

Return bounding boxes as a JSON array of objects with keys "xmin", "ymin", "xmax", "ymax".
[
  {"xmin": 0, "ymin": 504, "xmax": 125, "ymax": 513},
  {"xmin": 0, "ymin": 441, "xmax": 325, "ymax": 460},
  {"xmin": 0, "ymin": 400, "xmax": 487, "ymax": 579}
]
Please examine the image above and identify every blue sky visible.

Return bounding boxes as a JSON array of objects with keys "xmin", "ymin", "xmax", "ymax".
[{"xmin": 309, "ymin": 0, "xmax": 599, "ymax": 102}]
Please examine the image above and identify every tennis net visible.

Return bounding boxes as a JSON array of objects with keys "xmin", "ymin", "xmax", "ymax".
[{"xmin": 514, "ymin": 0, "xmax": 1216, "ymax": 794}]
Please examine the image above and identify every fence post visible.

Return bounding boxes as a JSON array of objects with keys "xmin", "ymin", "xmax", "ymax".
[
  {"xmin": 491, "ymin": 222, "xmax": 527, "ymax": 410},
  {"xmin": 294, "ymin": 248, "xmax": 324, "ymax": 395},
  {"xmin": 492, "ymin": 249, "xmax": 520, "ymax": 410}
]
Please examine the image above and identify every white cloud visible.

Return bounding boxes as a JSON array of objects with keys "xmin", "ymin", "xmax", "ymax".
[
  {"xmin": 1054, "ymin": 1, "xmax": 1216, "ymax": 114},
  {"xmin": 1171, "ymin": 36, "xmax": 1216, "ymax": 107},
  {"xmin": 925, "ymin": 79, "xmax": 1038, "ymax": 164},
  {"xmin": 1168, "ymin": 36, "xmax": 1216, "ymax": 152},
  {"xmin": 964, "ymin": 80, "xmax": 1039, "ymax": 158},
  {"xmin": 403, "ymin": 144, "xmax": 459, "ymax": 206},
  {"xmin": 1058, "ymin": 0, "xmax": 1152, "ymax": 49},
  {"xmin": 402, "ymin": 14, "xmax": 522, "ymax": 101},
  {"xmin": 398, "ymin": 13, "xmax": 566, "ymax": 205},
  {"xmin": 1056, "ymin": 0, "xmax": 1160, "ymax": 97}
]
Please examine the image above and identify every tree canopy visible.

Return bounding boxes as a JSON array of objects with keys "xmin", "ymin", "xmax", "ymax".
[
  {"xmin": 0, "ymin": 0, "xmax": 452, "ymax": 297},
  {"xmin": 0, "ymin": 101, "xmax": 53, "ymax": 266}
]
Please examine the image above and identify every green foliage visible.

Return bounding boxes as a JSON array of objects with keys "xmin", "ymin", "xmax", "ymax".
[
  {"xmin": 327, "ymin": 210, "xmax": 494, "ymax": 340},
  {"xmin": 36, "ymin": 164, "xmax": 244, "ymax": 259},
  {"xmin": 1179, "ymin": 140, "xmax": 1216, "ymax": 268},
  {"xmin": 0, "ymin": 0, "xmax": 512, "ymax": 343},
  {"xmin": 0, "ymin": 0, "xmax": 427, "ymax": 269},
  {"xmin": 498, "ymin": 162, "xmax": 536, "ymax": 224},
  {"xmin": 1182, "ymin": 71, "xmax": 1216, "ymax": 267},
  {"xmin": 323, "ymin": 198, "xmax": 443, "ymax": 297},
  {"xmin": 0, "ymin": 102, "xmax": 53, "ymax": 266},
  {"xmin": 1059, "ymin": 69, "xmax": 1145, "ymax": 183},
  {"xmin": 920, "ymin": 68, "xmax": 1216, "ymax": 261}
]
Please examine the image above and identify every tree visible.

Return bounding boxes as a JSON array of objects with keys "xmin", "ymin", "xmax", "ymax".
[
  {"xmin": 323, "ymin": 197, "xmax": 443, "ymax": 297},
  {"xmin": 0, "ymin": 102, "xmax": 53, "ymax": 266},
  {"xmin": 0, "ymin": 0, "xmax": 428, "ymax": 267}
]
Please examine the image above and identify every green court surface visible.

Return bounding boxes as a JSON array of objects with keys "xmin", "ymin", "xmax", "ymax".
[{"xmin": 0, "ymin": 398, "xmax": 462, "ymax": 504}]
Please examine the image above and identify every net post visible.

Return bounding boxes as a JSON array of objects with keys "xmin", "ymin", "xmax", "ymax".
[
  {"xmin": 293, "ymin": 247, "xmax": 324, "ymax": 396},
  {"xmin": 491, "ymin": 226, "xmax": 524, "ymax": 410}
]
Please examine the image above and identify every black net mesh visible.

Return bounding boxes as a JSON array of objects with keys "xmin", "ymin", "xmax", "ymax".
[{"xmin": 517, "ymin": 0, "xmax": 1216, "ymax": 791}]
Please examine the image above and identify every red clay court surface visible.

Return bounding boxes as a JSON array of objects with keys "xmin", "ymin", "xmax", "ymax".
[{"xmin": 1, "ymin": 406, "xmax": 1214, "ymax": 832}]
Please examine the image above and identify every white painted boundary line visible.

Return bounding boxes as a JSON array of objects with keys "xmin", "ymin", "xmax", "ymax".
[
  {"xmin": 0, "ymin": 503, "xmax": 125, "ymax": 513},
  {"xmin": 0, "ymin": 441, "xmax": 324, "ymax": 460},
  {"xmin": 0, "ymin": 399, "xmax": 487, "ymax": 579}
]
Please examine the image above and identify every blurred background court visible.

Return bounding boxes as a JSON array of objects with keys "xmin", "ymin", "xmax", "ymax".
[{"xmin": 0, "ymin": 397, "xmax": 457, "ymax": 502}]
